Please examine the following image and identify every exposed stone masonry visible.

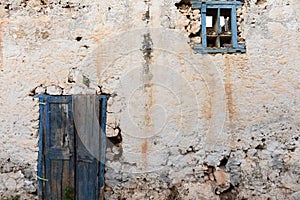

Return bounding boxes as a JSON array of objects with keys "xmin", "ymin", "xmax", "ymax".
[{"xmin": 0, "ymin": 0, "xmax": 299, "ymax": 199}]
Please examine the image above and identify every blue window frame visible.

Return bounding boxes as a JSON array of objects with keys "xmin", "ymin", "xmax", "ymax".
[{"xmin": 192, "ymin": 0, "xmax": 245, "ymax": 53}]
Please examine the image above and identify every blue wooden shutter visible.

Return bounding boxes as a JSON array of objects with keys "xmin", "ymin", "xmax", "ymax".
[
  {"xmin": 73, "ymin": 95, "xmax": 102, "ymax": 199},
  {"xmin": 37, "ymin": 95, "xmax": 107, "ymax": 200},
  {"xmin": 42, "ymin": 96, "xmax": 75, "ymax": 199}
]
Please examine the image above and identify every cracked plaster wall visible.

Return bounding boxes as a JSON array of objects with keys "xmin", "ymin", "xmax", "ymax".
[{"xmin": 0, "ymin": 0, "xmax": 299, "ymax": 199}]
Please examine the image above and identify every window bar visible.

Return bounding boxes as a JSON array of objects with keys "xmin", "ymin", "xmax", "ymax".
[
  {"xmin": 231, "ymin": 6, "xmax": 238, "ymax": 48},
  {"xmin": 201, "ymin": 3, "xmax": 207, "ymax": 48},
  {"xmin": 217, "ymin": 8, "xmax": 221, "ymax": 48}
]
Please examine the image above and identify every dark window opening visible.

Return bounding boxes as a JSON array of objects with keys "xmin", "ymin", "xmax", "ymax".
[{"xmin": 205, "ymin": 8, "xmax": 233, "ymax": 48}]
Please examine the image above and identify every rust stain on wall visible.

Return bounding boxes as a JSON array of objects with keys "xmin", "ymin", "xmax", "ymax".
[
  {"xmin": 142, "ymin": 139, "xmax": 148, "ymax": 154},
  {"xmin": 224, "ymin": 55, "xmax": 236, "ymax": 148},
  {"xmin": 141, "ymin": 85, "xmax": 154, "ymax": 168},
  {"xmin": 203, "ymin": 70, "xmax": 219, "ymax": 146},
  {"xmin": 141, "ymin": 139, "xmax": 148, "ymax": 167},
  {"xmin": 202, "ymin": 98, "xmax": 212, "ymax": 120},
  {"xmin": 224, "ymin": 56, "xmax": 235, "ymax": 124},
  {"xmin": 145, "ymin": 86, "xmax": 154, "ymax": 126},
  {"xmin": 141, "ymin": 26, "xmax": 154, "ymax": 168},
  {"xmin": 142, "ymin": 76, "xmax": 154, "ymax": 168},
  {"xmin": 225, "ymin": 81, "xmax": 234, "ymax": 122}
]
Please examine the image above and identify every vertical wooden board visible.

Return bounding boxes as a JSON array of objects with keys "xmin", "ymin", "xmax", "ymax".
[
  {"xmin": 62, "ymin": 160, "xmax": 70, "ymax": 187},
  {"xmin": 99, "ymin": 97, "xmax": 107, "ymax": 189},
  {"xmin": 73, "ymin": 95, "xmax": 100, "ymax": 161},
  {"xmin": 86, "ymin": 96, "xmax": 91, "ymax": 147},
  {"xmin": 42, "ymin": 96, "xmax": 74, "ymax": 200},
  {"xmin": 76, "ymin": 162, "xmax": 88, "ymax": 200},
  {"xmin": 60, "ymin": 104, "xmax": 70, "ymax": 148},
  {"xmin": 88, "ymin": 96, "xmax": 94, "ymax": 159},
  {"xmin": 68, "ymin": 101, "xmax": 75, "ymax": 152},
  {"xmin": 75, "ymin": 133, "xmax": 99, "ymax": 193},
  {"xmin": 73, "ymin": 96, "xmax": 87, "ymax": 160},
  {"xmin": 49, "ymin": 103, "xmax": 69, "ymax": 148},
  {"xmin": 62, "ymin": 160, "xmax": 75, "ymax": 200},
  {"xmin": 49, "ymin": 103, "xmax": 60, "ymax": 148},
  {"xmin": 45, "ymin": 157, "xmax": 51, "ymax": 199},
  {"xmin": 50, "ymin": 160, "xmax": 62, "ymax": 200},
  {"xmin": 44, "ymin": 97, "xmax": 51, "ymax": 199},
  {"xmin": 86, "ymin": 162, "xmax": 97, "ymax": 200},
  {"xmin": 67, "ymin": 99, "xmax": 76, "ymax": 197},
  {"xmin": 90, "ymin": 96, "xmax": 100, "ymax": 161},
  {"xmin": 75, "ymin": 125, "xmax": 90, "ymax": 199},
  {"xmin": 76, "ymin": 134, "xmax": 93, "ymax": 161},
  {"xmin": 73, "ymin": 95, "xmax": 101, "ymax": 200},
  {"xmin": 75, "ymin": 161, "xmax": 98, "ymax": 200},
  {"xmin": 38, "ymin": 96, "xmax": 46, "ymax": 199}
]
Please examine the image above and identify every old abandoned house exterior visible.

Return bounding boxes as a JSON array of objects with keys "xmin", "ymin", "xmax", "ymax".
[{"xmin": 0, "ymin": 0, "xmax": 299, "ymax": 199}]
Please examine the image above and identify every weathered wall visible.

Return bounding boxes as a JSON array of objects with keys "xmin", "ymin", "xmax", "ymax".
[{"xmin": 0, "ymin": 0, "xmax": 299, "ymax": 199}]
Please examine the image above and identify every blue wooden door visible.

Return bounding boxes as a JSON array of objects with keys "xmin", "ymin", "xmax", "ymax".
[{"xmin": 37, "ymin": 95, "xmax": 107, "ymax": 200}]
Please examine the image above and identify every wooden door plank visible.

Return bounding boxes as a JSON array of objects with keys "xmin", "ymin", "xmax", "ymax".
[
  {"xmin": 73, "ymin": 95, "xmax": 101, "ymax": 199},
  {"xmin": 38, "ymin": 95, "xmax": 46, "ymax": 199},
  {"xmin": 43, "ymin": 96, "xmax": 75, "ymax": 200},
  {"xmin": 99, "ymin": 97, "xmax": 107, "ymax": 189},
  {"xmin": 62, "ymin": 160, "xmax": 75, "ymax": 200},
  {"xmin": 51, "ymin": 160, "xmax": 62, "ymax": 200},
  {"xmin": 75, "ymin": 161, "xmax": 98, "ymax": 200},
  {"xmin": 76, "ymin": 161, "xmax": 88, "ymax": 199}
]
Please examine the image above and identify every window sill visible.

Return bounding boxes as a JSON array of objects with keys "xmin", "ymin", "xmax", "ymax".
[{"xmin": 193, "ymin": 44, "xmax": 246, "ymax": 54}]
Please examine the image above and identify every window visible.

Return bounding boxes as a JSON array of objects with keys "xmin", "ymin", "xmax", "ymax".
[
  {"xmin": 192, "ymin": 0, "xmax": 245, "ymax": 53},
  {"xmin": 36, "ymin": 95, "xmax": 108, "ymax": 200}
]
